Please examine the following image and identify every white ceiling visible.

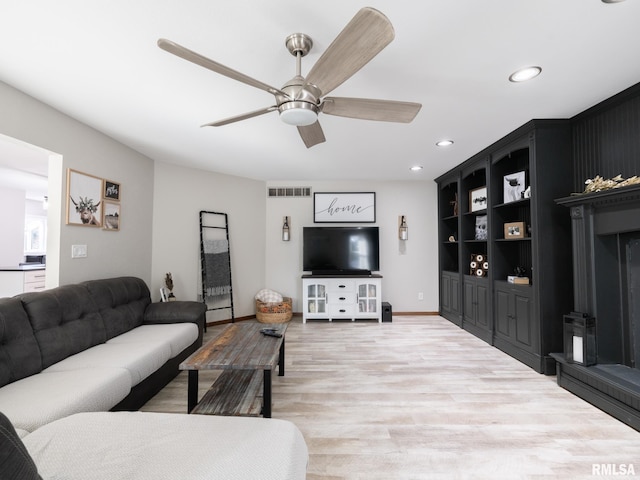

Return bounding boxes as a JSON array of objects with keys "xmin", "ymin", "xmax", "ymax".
[{"xmin": 1, "ymin": 1, "xmax": 639, "ymax": 184}]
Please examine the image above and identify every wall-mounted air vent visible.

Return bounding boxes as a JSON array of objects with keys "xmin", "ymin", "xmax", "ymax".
[{"xmin": 267, "ymin": 187, "xmax": 311, "ymax": 198}]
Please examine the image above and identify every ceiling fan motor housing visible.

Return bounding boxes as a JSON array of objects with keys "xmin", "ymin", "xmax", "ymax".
[{"xmin": 277, "ymin": 75, "xmax": 321, "ymax": 126}]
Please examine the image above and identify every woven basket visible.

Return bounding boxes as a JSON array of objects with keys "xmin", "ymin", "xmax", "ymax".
[{"xmin": 255, "ymin": 296, "xmax": 292, "ymax": 323}]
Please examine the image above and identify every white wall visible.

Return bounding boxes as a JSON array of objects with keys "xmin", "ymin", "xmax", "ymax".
[
  {"xmin": 0, "ymin": 80, "xmax": 155, "ymax": 286},
  {"xmin": 265, "ymin": 180, "xmax": 439, "ymax": 313},
  {"xmin": 0, "ymin": 187, "xmax": 26, "ymax": 266},
  {"xmin": 151, "ymin": 162, "xmax": 266, "ymax": 319},
  {"xmin": 0, "ymin": 79, "xmax": 440, "ymax": 315}
]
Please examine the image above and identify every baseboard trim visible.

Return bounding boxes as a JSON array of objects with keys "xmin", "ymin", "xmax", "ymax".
[{"xmin": 207, "ymin": 311, "xmax": 438, "ymax": 328}]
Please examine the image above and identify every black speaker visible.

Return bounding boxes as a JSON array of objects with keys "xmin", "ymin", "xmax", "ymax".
[{"xmin": 382, "ymin": 302, "xmax": 392, "ymax": 322}]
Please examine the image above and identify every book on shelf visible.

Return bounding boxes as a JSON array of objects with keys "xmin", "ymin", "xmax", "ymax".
[{"xmin": 507, "ymin": 275, "xmax": 530, "ymax": 285}]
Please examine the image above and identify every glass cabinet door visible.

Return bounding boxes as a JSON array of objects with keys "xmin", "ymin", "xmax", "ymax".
[
  {"xmin": 307, "ymin": 283, "xmax": 326, "ymax": 314},
  {"xmin": 357, "ymin": 283, "xmax": 377, "ymax": 313}
]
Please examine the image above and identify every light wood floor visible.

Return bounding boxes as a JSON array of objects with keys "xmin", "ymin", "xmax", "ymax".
[{"xmin": 141, "ymin": 316, "xmax": 640, "ymax": 479}]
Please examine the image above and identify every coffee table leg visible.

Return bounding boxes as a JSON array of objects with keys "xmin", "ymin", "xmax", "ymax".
[
  {"xmin": 187, "ymin": 370, "xmax": 199, "ymax": 413},
  {"xmin": 263, "ymin": 369, "xmax": 272, "ymax": 418},
  {"xmin": 278, "ymin": 339, "xmax": 285, "ymax": 376}
]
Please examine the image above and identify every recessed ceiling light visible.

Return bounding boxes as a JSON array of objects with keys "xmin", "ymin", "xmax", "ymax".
[
  {"xmin": 410, "ymin": 166, "xmax": 423, "ymax": 172},
  {"xmin": 601, "ymin": 0, "xmax": 625, "ymax": 3},
  {"xmin": 509, "ymin": 66, "xmax": 542, "ymax": 83},
  {"xmin": 436, "ymin": 140, "xmax": 454, "ymax": 147}
]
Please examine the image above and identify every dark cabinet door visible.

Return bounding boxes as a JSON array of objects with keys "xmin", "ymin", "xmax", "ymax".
[
  {"xmin": 463, "ymin": 279, "xmax": 476, "ymax": 325},
  {"xmin": 495, "ymin": 287, "xmax": 511, "ymax": 338},
  {"xmin": 494, "ymin": 282, "xmax": 534, "ymax": 351},
  {"xmin": 450, "ymin": 275, "xmax": 461, "ymax": 315},
  {"xmin": 514, "ymin": 292, "xmax": 533, "ymax": 347},
  {"xmin": 441, "ymin": 273, "xmax": 451, "ymax": 312},
  {"xmin": 476, "ymin": 281, "xmax": 489, "ymax": 329}
]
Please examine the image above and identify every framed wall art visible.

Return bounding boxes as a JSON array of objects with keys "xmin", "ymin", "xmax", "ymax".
[
  {"xmin": 66, "ymin": 169, "xmax": 103, "ymax": 227},
  {"xmin": 469, "ymin": 187, "xmax": 487, "ymax": 212},
  {"xmin": 503, "ymin": 171, "xmax": 526, "ymax": 203},
  {"xmin": 104, "ymin": 179, "xmax": 121, "ymax": 201},
  {"xmin": 103, "ymin": 200, "xmax": 121, "ymax": 231},
  {"xmin": 314, "ymin": 192, "xmax": 376, "ymax": 223}
]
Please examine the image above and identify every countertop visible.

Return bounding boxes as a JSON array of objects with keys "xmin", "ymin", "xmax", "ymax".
[{"xmin": 0, "ymin": 264, "xmax": 46, "ymax": 272}]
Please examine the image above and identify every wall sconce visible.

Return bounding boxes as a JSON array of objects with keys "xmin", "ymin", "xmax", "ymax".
[
  {"xmin": 42, "ymin": 196, "xmax": 49, "ymax": 210},
  {"xmin": 563, "ymin": 312, "xmax": 596, "ymax": 366},
  {"xmin": 282, "ymin": 216, "xmax": 290, "ymax": 241},
  {"xmin": 399, "ymin": 215, "xmax": 408, "ymax": 240}
]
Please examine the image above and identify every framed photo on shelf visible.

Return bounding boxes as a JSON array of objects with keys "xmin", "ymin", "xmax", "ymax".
[
  {"xmin": 314, "ymin": 192, "xmax": 376, "ymax": 223},
  {"xmin": 475, "ymin": 215, "xmax": 488, "ymax": 240},
  {"xmin": 469, "ymin": 187, "xmax": 487, "ymax": 212},
  {"xmin": 504, "ymin": 221, "xmax": 526, "ymax": 239},
  {"xmin": 102, "ymin": 200, "xmax": 121, "ymax": 231},
  {"xmin": 66, "ymin": 169, "xmax": 103, "ymax": 227},
  {"xmin": 503, "ymin": 171, "xmax": 526, "ymax": 203}
]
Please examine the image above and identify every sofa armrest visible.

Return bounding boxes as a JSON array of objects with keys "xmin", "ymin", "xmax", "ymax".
[{"xmin": 143, "ymin": 301, "xmax": 206, "ymax": 342}]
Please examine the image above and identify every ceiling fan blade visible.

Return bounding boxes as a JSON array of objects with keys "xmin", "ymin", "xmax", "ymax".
[
  {"xmin": 158, "ymin": 38, "xmax": 288, "ymax": 98},
  {"xmin": 201, "ymin": 106, "xmax": 278, "ymax": 127},
  {"xmin": 297, "ymin": 121, "xmax": 326, "ymax": 148},
  {"xmin": 303, "ymin": 7, "xmax": 395, "ymax": 97},
  {"xmin": 322, "ymin": 97, "xmax": 422, "ymax": 123}
]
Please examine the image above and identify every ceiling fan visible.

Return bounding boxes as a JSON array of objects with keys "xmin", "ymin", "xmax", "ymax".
[{"xmin": 158, "ymin": 7, "xmax": 421, "ymax": 148}]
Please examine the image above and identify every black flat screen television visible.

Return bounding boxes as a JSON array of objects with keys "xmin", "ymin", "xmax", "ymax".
[{"xmin": 303, "ymin": 226, "xmax": 380, "ymax": 275}]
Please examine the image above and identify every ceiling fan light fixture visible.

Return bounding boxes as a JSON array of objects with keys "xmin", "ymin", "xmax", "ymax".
[
  {"xmin": 279, "ymin": 101, "xmax": 318, "ymax": 126},
  {"xmin": 509, "ymin": 66, "xmax": 542, "ymax": 83}
]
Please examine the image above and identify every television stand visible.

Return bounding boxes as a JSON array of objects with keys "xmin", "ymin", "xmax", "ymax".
[{"xmin": 301, "ymin": 274, "xmax": 382, "ymax": 323}]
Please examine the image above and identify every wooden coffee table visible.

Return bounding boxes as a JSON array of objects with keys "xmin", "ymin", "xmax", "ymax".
[{"xmin": 179, "ymin": 321, "xmax": 287, "ymax": 418}]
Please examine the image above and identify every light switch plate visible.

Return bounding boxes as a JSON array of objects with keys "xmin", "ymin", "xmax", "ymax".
[{"xmin": 71, "ymin": 244, "xmax": 87, "ymax": 258}]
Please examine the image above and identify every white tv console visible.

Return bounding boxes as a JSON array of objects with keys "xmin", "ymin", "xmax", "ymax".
[{"xmin": 302, "ymin": 274, "xmax": 382, "ymax": 323}]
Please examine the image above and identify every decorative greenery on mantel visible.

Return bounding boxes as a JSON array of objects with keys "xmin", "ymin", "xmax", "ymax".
[{"xmin": 572, "ymin": 174, "xmax": 640, "ymax": 195}]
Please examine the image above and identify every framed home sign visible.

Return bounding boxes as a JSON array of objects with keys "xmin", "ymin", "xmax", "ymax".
[{"xmin": 314, "ymin": 192, "xmax": 376, "ymax": 223}]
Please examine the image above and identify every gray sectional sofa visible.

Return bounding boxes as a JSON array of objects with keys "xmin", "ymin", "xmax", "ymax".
[
  {"xmin": 0, "ymin": 276, "xmax": 309, "ymax": 479},
  {"xmin": 0, "ymin": 276, "xmax": 206, "ymax": 433}
]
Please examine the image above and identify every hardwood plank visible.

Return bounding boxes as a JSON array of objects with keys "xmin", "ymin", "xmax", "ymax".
[{"xmin": 143, "ymin": 316, "xmax": 640, "ymax": 479}]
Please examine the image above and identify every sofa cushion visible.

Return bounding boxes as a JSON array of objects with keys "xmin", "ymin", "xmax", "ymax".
[
  {"xmin": 24, "ymin": 411, "xmax": 309, "ymax": 480},
  {"xmin": 107, "ymin": 323, "xmax": 198, "ymax": 358},
  {"xmin": 20, "ymin": 285, "xmax": 105, "ymax": 369},
  {"xmin": 0, "ymin": 411, "xmax": 42, "ymax": 480},
  {"xmin": 83, "ymin": 277, "xmax": 151, "ymax": 339},
  {"xmin": 0, "ymin": 368, "xmax": 131, "ymax": 433},
  {"xmin": 43, "ymin": 341, "xmax": 171, "ymax": 386},
  {"xmin": 0, "ymin": 297, "xmax": 42, "ymax": 388}
]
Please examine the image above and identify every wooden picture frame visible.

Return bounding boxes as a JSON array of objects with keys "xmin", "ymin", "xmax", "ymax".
[
  {"xmin": 102, "ymin": 200, "xmax": 121, "ymax": 231},
  {"xmin": 66, "ymin": 169, "xmax": 103, "ymax": 227},
  {"xmin": 469, "ymin": 186, "xmax": 487, "ymax": 212},
  {"xmin": 314, "ymin": 192, "xmax": 376, "ymax": 223},
  {"xmin": 104, "ymin": 179, "xmax": 120, "ymax": 201},
  {"xmin": 504, "ymin": 221, "xmax": 526, "ymax": 239}
]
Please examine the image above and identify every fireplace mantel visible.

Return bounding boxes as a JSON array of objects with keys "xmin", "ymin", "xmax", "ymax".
[
  {"xmin": 553, "ymin": 184, "xmax": 640, "ymax": 431},
  {"xmin": 557, "ymin": 184, "xmax": 640, "ymax": 237}
]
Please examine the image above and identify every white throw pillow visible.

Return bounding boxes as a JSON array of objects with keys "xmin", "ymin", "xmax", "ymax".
[{"xmin": 255, "ymin": 289, "xmax": 283, "ymax": 303}]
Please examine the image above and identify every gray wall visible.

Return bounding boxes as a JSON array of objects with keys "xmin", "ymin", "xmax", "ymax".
[
  {"xmin": 0, "ymin": 80, "xmax": 154, "ymax": 286},
  {"xmin": 0, "ymin": 79, "xmax": 438, "ymax": 315}
]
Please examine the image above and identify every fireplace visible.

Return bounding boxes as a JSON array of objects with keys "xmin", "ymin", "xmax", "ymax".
[{"xmin": 554, "ymin": 185, "xmax": 640, "ymax": 431}]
